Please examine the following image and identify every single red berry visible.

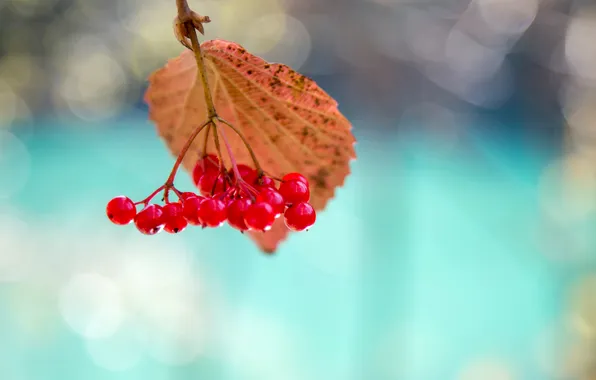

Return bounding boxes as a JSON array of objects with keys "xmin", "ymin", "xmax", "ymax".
[
  {"xmin": 182, "ymin": 196, "xmax": 205, "ymax": 225},
  {"xmin": 134, "ymin": 204, "xmax": 165, "ymax": 235},
  {"xmin": 180, "ymin": 192, "xmax": 199, "ymax": 200},
  {"xmin": 162, "ymin": 203, "xmax": 188, "ymax": 234},
  {"xmin": 279, "ymin": 179, "xmax": 310, "ymax": 204},
  {"xmin": 283, "ymin": 172, "xmax": 309, "ymax": 186},
  {"xmin": 227, "ymin": 198, "xmax": 253, "ymax": 231},
  {"xmin": 284, "ymin": 202, "xmax": 316, "ymax": 232},
  {"xmin": 256, "ymin": 188, "xmax": 285, "ymax": 218},
  {"xmin": 255, "ymin": 175, "xmax": 276, "ymax": 190},
  {"xmin": 198, "ymin": 198, "xmax": 227, "ymax": 227},
  {"xmin": 230, "ymin": 164, "xmax": 257, "ymax": 184},
  {"xmin": 198, "ymin": 172, "xmax": 225, "ymax": 196},
  {"xmin": 192, "ymin": 154, "xmax": 220, "ymax": 186},
  {"xmin": 244, "ymin": 202, "xmax": 275, "ymax": 232},
  {"xmin": 106, "ymin": 196, "xmax": 137, "ymax": 225}
]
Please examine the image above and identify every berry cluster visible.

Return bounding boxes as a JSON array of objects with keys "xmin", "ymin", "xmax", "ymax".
[{"xmin": 106, "ymin": 154, "xmax": 316, "ymax": 236}]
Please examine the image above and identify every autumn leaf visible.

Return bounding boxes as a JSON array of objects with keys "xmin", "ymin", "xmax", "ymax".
[{"xmin": 144, "ymin": 39, "xmax": 356, "ymax": 253}]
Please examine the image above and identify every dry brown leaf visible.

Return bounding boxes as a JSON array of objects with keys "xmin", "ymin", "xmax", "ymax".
[{"xmin": 144, "ymin": 39, "xmax": 356, "ymax": 253}]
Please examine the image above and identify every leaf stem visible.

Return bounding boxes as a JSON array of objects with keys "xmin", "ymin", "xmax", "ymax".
[
  {"xmin": 178, "ymin": 1, "xmax": 217, "ymax": 118},
  {"xmin": 216, "ymin": 117, "xmax": 263, "ymax": 176}
]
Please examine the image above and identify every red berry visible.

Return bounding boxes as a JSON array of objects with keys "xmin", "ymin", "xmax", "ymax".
[
  {"xmin": 162, "ymin": 203, "xmax": 188, "ymax": 234},
  {"xmin": 255, "ymin": 175, "xmax": 276, "ymax": 190},
  {"xmin": 192, "ymin": 154, "xmax": 220, "ymax": 186},
  {"xmin": 198, "ymin": 198, "xmax": 227, "ymax": 227},
  {"xmin": 198, "ymin": 172, "xmax": 225, "ymax": 196},
  {"xmin": 180, "ymin": 192, "xmax": 199, "ymax": 200},
  {"xmin": 230, "ymin": 164, "xmax": 257, "ymax": 184},
  {"xmin": 256, "ymin": 188, "xmax": 285, "ymax": 218},
  {"xmin": 227, "ymin": 198, "xmax": 253, "ymax": 231},
  {"xmin": 279, "ymin": 179, "xmax": 310, "ymax": 204},
  {"xmin": 284, "ymin": 202, "xmax": 316, "ymax": 231},
  {"xmin": 134, "ymin": 204, "xmax": 165, "ymax": 235},
  {"xmin": 219, "ymin": 192, "xmax": 235, "ymax": 206},
  {"xmin": 182, "ymin": 196, "xmax": 205, "ymax": 225},
  {"xmin": 106, "ymin": 196, "xmax": 136, "ymax": 225},
  {"xmin": 244, "ymin": 202, "xmax": 275, "ymax": 232},
  {"xmin": 282, "ymin": 172, "xmax": 308, "ymax": 186}
]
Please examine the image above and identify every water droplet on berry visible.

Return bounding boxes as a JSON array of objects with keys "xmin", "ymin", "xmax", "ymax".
[
  {"xmin": 134, "ymin": 204, "xmax": 165, "ymax": 235},
  {"xmin": 198, "ymin": 198, "xmax": 227, "ymax": 227},
  {"xmin": 163, "ymin": 203, "xmax": 188, "ymax": 234},
  {"xmin": 244, "ymin": 202, "xmax": 275, "ymax": 232},
  {"xmin": 284, "ymin": 202, "xmax": 316, "ymax": 231}
]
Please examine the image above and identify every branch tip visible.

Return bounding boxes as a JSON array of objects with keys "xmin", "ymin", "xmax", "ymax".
[{"xmin": 173, "ymin": 10, "xmax": 211, "ymax": 49}]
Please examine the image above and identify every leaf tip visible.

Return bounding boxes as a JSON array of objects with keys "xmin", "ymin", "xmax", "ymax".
[{"xmin": 262, "ymin": 248, "xmax": 277, "ymax": 255}]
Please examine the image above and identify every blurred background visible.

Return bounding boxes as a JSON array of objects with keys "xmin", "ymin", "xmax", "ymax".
[{"xmin": 1, "ymin": 0, "xmax": 596, "ymax": 379}]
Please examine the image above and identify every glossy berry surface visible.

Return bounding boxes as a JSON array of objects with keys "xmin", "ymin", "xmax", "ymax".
[
  {"xmin": 182, "ymin": 196, "xmax": 204, "ymax": 225},
  {"xmin": 106, "ymin": 196, "xmax": 136, "ymax": 225},
  {"xmin": 282, "ymin": 172, "xmax": 309, "ymax": 185},
  {"xmin": 181, "ymin": 191, "xmax": 199, "ymax": 200},
  {"xmin": 279, "ymin": 179, "xmax": 310, "ymax": 204},
  {"xmin": 227, "ymin": 198, "xmax": 252, "ymax": 231},
  {"xmin": 198, "ymin": 198, "xmax": 227, "ymax": 227},
  {"xmin": 198, "ymin": 172, "xmax": 225, "ymax": 196},
  {"xmin": 134, "ymin": 204, "xmax": 165, "ymax": 235},
  {"xmin": 192, "ymin": 154, "xmax": 220, "ymax": 185},
  {"xmin": 284, "ymin": 202, "xmax": 316, "ymax": 231},
  {"xmin": 244, "ymin": 202, "xmax": 275, "ymax": 231},
  {"xmin": 230, "ymin": 164, "xmax": 257, "ymax": 184},
  {"xmin": 162, "ymin": 202, "xmax": 187, "ymax": 234},
  {"xmin": 256, "ymin": 188, "xmax": 285, "ymax": 217},
  {"xmin": 107, "ymin": 157, "xmax": 316, "ymax": 244},
  {"xmin": 255, "ymin": 175, "xmax": 276, "ymax": 190}
]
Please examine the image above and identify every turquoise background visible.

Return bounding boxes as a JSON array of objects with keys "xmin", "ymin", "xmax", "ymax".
[{"xmin": 1, "ymin": 117, "xmax": 586, "ymax": 380}]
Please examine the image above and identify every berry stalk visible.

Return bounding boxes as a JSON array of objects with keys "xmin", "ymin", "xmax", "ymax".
[
  {"xmin": 209, "ymin": 120, "xmax": 226, "ymax": 172},
  {"xmin": 216, "ymin": 122, "xmax": 242, "ymax": 183},
  {"xmin": 135, "ymin": 185, "xmax": 166, "ymax": 206},
  {"xmin": 202, "ymin": 122, "xmax": 212, "ymax": 156},
  {"xmin": 217, "ymin": 117, "xmax": 264, "ymax": 176},
  {"xmin": 164, "ymin": 119, "xmax": 211, "ymax": 188}
]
